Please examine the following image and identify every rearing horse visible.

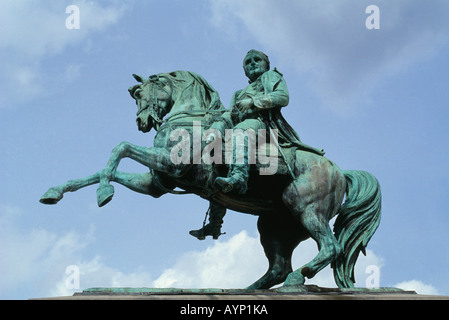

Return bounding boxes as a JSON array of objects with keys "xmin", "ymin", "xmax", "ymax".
[{"xmin": 40, "ymin": 70, "xmax": 381, "ymax": 290}]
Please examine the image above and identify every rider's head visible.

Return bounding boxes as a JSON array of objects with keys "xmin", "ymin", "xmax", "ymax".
[{"xmin": 243, "ymin": 50, "xmax": 270, "ymax": 82}]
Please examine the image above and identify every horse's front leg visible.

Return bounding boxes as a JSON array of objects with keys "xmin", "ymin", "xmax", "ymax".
[
  {"xmin": 40, "ymin": 170, "xmax": 166, "ymax": 205},
  {"xmin": 40, "ymin": 172, "xmax": 101, "ymax": 205},
  {"xmin": 97, "ymin": 141, "xmax": 185, "ymax": 207}
]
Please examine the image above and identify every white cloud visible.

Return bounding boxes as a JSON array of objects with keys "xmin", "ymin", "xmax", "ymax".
[
  {"xmin": 153, "ymin": 230, "xmax": 266, "ymax": 288},
  {"xmin": 152, "ymin": 230, "xmax": 385, "ymax": 290},
  {"xmin": 0, "ymin": 205, "xmax": 153, "ymax": 299},
  {"xmin": 394, "ymin": 280, "xmax": 439, "ymax": 295},
  {"xmin": 51, "ymin": 256, "xmax": 154, "ymax": 297},
  {"xmin": 1, "ymin": 204, "xmax": 441, "ymax": 298},
  {"xmin": 210, "ymin": 0, "xmax": 449, "ymax": 114},
  {"xmin": 0, "ymin": 0, "xmax": 128, "ymax": 107},
  {"xmin": 152, "ymin": 231, "xmax": 443, "ymax": 296},
  {"xmin": 0, "ymin": 1, "xmax": 127, "ymax": 57},
  {"xmin": 0, "ymin": 205, "xmax": 91, "ymax": 298}
]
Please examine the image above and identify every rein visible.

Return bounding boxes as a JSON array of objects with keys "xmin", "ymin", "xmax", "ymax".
[
  {"xmin": 155, "ymin": 109, "xmax": 225, "ymax": 133},
  {"xmin": 162, "ymin": 109, "xmax": 225, "ymax": 125}
]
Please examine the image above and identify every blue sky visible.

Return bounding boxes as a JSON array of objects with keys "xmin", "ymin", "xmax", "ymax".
[{"xmin": 1, "ymin": 0, "xmax": 449, "ymax": 299}]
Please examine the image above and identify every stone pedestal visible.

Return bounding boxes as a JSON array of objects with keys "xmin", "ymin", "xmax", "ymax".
[
  {"xmin": 30, "ymin": 287, "xmax": 448, "ymax": 317},
  {"xmin": 32, "ymin": 286, "xmax": 448, "ymax": 300}
]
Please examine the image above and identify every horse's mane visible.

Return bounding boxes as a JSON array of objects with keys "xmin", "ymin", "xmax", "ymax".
[{"xmin": 160, "ymin": 71, "xmax": 224, "ymax": 113}]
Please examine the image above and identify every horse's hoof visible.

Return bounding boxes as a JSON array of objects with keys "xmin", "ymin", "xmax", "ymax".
[
  {"xmin": 40, "ymin": 187, "xmax": 63, "ymax": 205},
  {"xmin": 283, "ymin": 270, "xmax": 306, "ymax": 287},
  {"xmin": 97, "ymin": 184, "xmax": 115, "ymax": 207}
]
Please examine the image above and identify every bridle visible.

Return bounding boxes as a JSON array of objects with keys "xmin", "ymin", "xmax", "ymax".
[{"xmin": 134, "ymin": 74, "xmax": 167, "ymax": 129}]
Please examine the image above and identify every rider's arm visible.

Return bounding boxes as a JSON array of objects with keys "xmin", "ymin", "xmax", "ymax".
[
  {"xmin": 252, "ymin": 69, "xmax": 289, "ymax": 110},
  {"xmin": 204, "ymin": 110, "xmax": 233, "ymax": 144}
]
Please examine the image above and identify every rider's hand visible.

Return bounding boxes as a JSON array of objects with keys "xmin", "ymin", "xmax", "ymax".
[{"xmin": 238, "ymin": 98, "xmax": 254, "ymax": 113}]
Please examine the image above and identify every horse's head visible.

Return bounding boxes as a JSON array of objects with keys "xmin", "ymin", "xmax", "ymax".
[{"xmin": 128, "ymin": 73, "xmax": 172, "ymax": 133}]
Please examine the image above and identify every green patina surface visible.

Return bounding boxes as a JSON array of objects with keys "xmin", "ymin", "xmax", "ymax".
[
  {"xmin": 78, "ymin": 286, "xmax": 410, "ymax": 296},
  {"xmin": 41, "ymin": 50, "xmax": 383, "ymax": 291}
]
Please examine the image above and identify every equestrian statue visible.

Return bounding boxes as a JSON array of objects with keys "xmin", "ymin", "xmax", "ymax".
[{"xmin": 40, "ymin": 50, "xmax": 381, "ymax": 290}]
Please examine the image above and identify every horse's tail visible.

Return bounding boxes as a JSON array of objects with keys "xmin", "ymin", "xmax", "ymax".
[{"xmin": 331, "ymin": 170, "xmax": 382, "ymax": 288}]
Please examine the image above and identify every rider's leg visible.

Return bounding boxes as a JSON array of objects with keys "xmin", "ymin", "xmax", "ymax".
[
  {"xmin": 214, "ymin": 119, "xmax": 264, "ymax": 194},
  {"xmin": 214, "ymin": 164, "xmax": 249, "ymax": 194},
  {"xmin": 189, "ymin": 201, "xmax": 226, "ymax": 240}
]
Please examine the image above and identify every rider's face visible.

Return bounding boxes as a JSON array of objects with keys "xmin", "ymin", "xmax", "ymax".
[{"xmin": 244, "ymin": 53, "xmax": 268, "ymax": 81}]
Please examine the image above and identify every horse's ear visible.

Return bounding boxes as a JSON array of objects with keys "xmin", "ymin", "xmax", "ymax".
[{"xmin": 132, "ymin": 74, "xmax": 146, "ymax": 83}]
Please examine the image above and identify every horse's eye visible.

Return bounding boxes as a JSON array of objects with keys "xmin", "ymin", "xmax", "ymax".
[{"xmin": 133, "ymin": 89, "xmax": 142, "ymax": 99}]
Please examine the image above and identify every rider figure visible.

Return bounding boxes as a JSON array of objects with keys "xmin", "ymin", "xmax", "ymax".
[
  {"xmin": 215, "ymin": 49, "xmax": 324, "ymax": 193},
  {"xmin": 189, "ymin": 49, "xmax": 324, "ymax": 240},
  {"xmin": 214, "ymin": 49, "xmax": 288, "ymax": 194}
]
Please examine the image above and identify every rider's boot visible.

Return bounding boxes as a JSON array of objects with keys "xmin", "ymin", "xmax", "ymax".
[
  {"xmin": 189, "ymin": 203, "xmax": 227, "ymax": 240},
  {"xmin": 214, "ymin": 164, "xmax": 249, "ymax": 194}
]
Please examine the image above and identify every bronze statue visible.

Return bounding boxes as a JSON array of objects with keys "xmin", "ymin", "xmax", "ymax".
[
  {"xmin": 215, "ymin": 50, "xmax": 323, "ymax": 190},
  {"xmin": 191, "ymin": 49, "xmax": 324, "ymax": 240},
  {"xmin": 40, "ymin": 51, "xmax": 381, "ymax": 290}
]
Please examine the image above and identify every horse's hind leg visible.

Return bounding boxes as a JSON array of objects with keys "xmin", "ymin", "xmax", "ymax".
[
  {"xmin": 247, "ymin": 210, "xmax": 306, "ymax": 290},
  {"xmin": 281, "ymin": 153, "xmax": 346, "ymax": 287},
  {"xmin": 284, "ymin": 208, "xmax": 343, "ymax": 286}
]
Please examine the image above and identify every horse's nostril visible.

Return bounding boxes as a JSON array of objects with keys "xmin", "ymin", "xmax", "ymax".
[{"xmin": 136, "ymin": 118, "xmax": 141, "ymax": 127}]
